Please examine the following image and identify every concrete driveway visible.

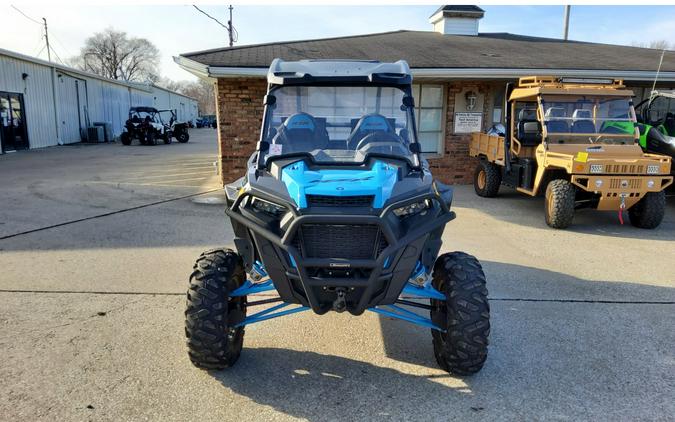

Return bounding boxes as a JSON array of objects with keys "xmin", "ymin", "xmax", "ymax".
[{"xmin": 1, "ymin": 129, "xmax": 673, "ymax": 421}]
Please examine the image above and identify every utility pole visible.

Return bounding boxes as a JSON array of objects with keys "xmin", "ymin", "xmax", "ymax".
[
  {"xmin": 227, "ymin": 5, "xmax": 234, "ymax": 47},
  {"xmin": 42, "ymin": 17, "xmax": 52, "ymax": 62},
  {"xmin": 563, "ymin": 5, "xmax": 571, "ymax": 41}
]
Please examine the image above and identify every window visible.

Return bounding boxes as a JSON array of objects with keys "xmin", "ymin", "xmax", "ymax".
[
  {"xmin": 492, "ymin": 86, "xmax": 505, "ymax": 124},
  {"xmin": 412, "ymin": 84, "xmax": 444, "ymax": 154}
]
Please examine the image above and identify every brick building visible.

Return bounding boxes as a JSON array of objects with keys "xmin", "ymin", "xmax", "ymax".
[{"xmin": 176, "ymin": 5, "xmax": 675, "ymax": 185}]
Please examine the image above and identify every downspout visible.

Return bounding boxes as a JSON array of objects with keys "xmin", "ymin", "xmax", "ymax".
[{"xmin": 50, "ymin": 64, "xmax": 62, "ymax": 145}]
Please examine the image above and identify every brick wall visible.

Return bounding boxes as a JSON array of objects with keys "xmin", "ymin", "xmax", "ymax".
[
  {"xmin": 216, "ymin": 78, "xmax": 267, "ymax": 183},
  {"xmin": 427, "ymin": 81, "xmax": 494, "ymax": 184},
  {"xmin": 215, "ymin": 77, "xmax": 493, "ymax": 185}
]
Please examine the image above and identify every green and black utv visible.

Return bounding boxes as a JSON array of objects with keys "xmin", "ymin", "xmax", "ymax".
[{"xmin": 635, "ymin": 91, "xmax": 675, "ymax": 170}]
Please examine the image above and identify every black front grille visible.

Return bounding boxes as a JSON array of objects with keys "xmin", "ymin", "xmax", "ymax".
[
  {"xmin": 306, "ymin": 195, "xmax": 374, "ymax": 208},
  {"xmin": 293, "ymin": 224, "xmax": 387, "ymax": 260}
]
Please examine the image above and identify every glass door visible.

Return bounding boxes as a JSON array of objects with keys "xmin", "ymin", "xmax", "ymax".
[{"xmin": 0, "ymin": 92, "xmax": 29, "ymax": 152}]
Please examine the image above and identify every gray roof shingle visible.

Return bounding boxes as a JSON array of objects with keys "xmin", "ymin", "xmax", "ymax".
[{"xmin": 181, "ymin": 30, "xmax": 675, "ymax": 72}]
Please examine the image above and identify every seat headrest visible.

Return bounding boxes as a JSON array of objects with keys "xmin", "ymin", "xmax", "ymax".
[
  {"xmin": 572, "ymin": 109, "xmax": 592, "ymax": 120},
  {"xmin": 355, "ymin": 114, "xmax": 391, "ymax": 132},
  {"xmin": 545, "ymin": 107, "xmax": 567, "ymax": 119},
  {"xmin": 518, "ymin": 108, "xmax": 537, "ymax": 121},
  {"xmin": 284, "ymin": 113, "xmax": 316, "ymax": 131}
]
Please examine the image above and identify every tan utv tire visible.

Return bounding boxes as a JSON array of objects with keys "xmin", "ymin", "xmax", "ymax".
[
  {"xmin": 545, "ymin": 179, "xmax": 575, "ymax": 229},
  {"xmin": 473, "ymin": 161, "xmax": 501, "ymax": 197},
  {"xmin": 629, "ymin": 191, "xmax": 666, "ymax": 229}
]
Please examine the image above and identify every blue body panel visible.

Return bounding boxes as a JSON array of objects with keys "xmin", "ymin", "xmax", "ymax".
[{"xmin": 281, "ymin": 160, "xmax": 398, "ymax": 208}]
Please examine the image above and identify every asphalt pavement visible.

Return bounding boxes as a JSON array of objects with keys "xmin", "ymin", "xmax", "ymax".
[{"xmin": 0, "ymin": 128, "xmax": 673, "ymax": 421}]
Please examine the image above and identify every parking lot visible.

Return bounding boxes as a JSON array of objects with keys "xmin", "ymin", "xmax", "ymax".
[{"xmin": 1, "ymin": 128, "xmax": 674, "ymax": 421}]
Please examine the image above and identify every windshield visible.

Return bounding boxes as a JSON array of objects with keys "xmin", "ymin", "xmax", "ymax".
[
  {"xmin": 261, "ymin": 85, "xmax": 416, "ymax": 164},
  {"xmin": 540, "ymin": 95, "xmax": 637, "ymax": 144}
]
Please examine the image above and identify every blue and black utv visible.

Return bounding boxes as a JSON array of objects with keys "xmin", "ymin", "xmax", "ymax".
[{"xmin": 185, "ymin": 59, "xmax": 490, "ymax": 375}]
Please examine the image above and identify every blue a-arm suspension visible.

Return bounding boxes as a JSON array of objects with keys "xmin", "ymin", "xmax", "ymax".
[
  {"xmin": 231, "ymin": 261, "xmax": 445, "ymax": 331},
  {"xmin": 231, "ymin": 262, "xmax": 308, "ymax": 327}
]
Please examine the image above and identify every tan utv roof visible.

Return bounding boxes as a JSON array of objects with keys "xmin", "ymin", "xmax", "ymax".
[{"xmin": 510, "ymin": 76, "xmax": 634, "ymax": 101}]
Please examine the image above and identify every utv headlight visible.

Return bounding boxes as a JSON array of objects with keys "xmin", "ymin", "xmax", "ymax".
[
  {"xmin": 393, "ymin": 200, "xmax": 430, "ymax": 218},
  {"xmin": 590, "ymin": 164, "xmax": 603, "ymax": 174},
  {"xmin": 251, "ymin": 197, "xmax": 286, "ymax": 217},
  {"xmin": 647, "ymin": 165, "xmax": 660, "ymax": 175}
]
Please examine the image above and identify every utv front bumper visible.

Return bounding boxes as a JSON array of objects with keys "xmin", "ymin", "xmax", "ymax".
[
  {"xmin": 571, "ymin": 174, "xmax": 673, "ymax": 210},
  {"xmin": 226, "ymin": 189, "xmax": 454, "ymax": 315}
]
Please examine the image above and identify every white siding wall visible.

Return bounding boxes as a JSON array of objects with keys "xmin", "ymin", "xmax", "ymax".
[
  {"xmin": 0, "ymin": 50, "xmax": 197, "ymax": 149},
  {"xmin": 150, "ymin": 86, "xmax": 198, "ymax": 124},
  {"xmin": 0, "ymin": 54, "xmax": 58, "ymax": 148},
  {"xmin": 435, "ymin": 17, "xmax": 479, "ymax": 36},
  {"xmin": 85, "ymin": 78, "xmax": 152, "ymax": 138}
]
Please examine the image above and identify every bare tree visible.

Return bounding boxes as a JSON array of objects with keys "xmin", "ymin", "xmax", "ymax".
[
  {"xmin": 631, "ymin": 40, "xmax": 673, "ymax": 50},
  {"xmin": 157, "ymin": 78, "xmax": 216, "ymax": 115},
  {"xmin": 71, "ymin": 28, "xmax": 160, "ymax": 82}
]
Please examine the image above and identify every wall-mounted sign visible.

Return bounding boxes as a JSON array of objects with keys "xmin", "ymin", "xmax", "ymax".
[{"xmin": 454, "ymin": 112, "xmax": 482, "ymax": 134}]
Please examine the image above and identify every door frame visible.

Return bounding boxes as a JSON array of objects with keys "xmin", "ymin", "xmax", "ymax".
[{"xmin": 0, "ymin": 91, "xmax": 30, "ymax": 153}]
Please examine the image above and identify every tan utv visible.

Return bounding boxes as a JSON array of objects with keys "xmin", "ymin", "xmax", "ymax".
[{"xmin": 470, "ymin": 76, "xmax": 673, "ymax": 229}]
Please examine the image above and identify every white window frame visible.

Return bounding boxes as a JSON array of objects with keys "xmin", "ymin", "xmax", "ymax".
[{"xmin": 413, "ymin": 84, "xmax": 446, "ymax": 157}]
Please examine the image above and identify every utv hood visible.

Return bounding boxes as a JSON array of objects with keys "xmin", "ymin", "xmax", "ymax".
[{"xmin": 280, "ymin": 160, "xmax": 398, "ymax": 208}]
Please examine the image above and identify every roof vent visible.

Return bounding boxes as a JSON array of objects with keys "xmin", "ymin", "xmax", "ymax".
[{"xmin": 429, "ymin": 5, "xmax": 484, "ymax": 36}]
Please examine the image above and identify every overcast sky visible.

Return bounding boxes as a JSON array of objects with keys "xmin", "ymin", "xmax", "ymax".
[{"xmin": 2, "ymin": 5, "xmax": 674, "ymax": 81}]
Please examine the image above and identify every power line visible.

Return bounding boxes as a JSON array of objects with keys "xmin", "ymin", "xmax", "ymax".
[
  {"xmin": 192, "ymin": 5, "xmax": 228, "ymax": 29},
  {"xmin": 192, "ymin": 4, "xmax": 237, "ymax": 47},
  {"xmin": 35, "ymin": 44, "xmax": 47, "ymax": 60},
  {"xmin": 50, "ymin": 45, "xmax": 64, "ymax": 65},
  {"xmin": 50, "ymin": 31, "xmax": 73, "ymax": 58},
  {"xmin": 11, "ymin": 5, "xmax": 42, "ymax": 25}
]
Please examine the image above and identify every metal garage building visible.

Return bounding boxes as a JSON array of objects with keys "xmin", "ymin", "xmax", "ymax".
[{"xmin": 0, "ymin": 48, "xmax": 198, "ymax": 153}]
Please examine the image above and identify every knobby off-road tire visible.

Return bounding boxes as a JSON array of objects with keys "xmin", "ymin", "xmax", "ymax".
[
  {"xmin": 185, "ymin": 249, "xmax": 247, "ymax": 369},
  {"xmin": 430, "ymin": 252, "xmax": 490, "ymax": 375},
  {"xmin": 120, "ymin": 132, "xmax": 132, "ymax": 146},
  {"xmin": 629, "ymin": 191, "xmax": 666, "ymax": 229},
  {"xmin": 163, "ymin": 132, "xmax": 172, "ymax": 144},
  {"xmin": 473, "ymin": 161, "xmax": 501, "ymax": 197},
  {"xmin": 545, "ymin": 179, "xmax": 576, "ymax": 229},
  {"xmin": 177, "ymin": 132, "xmax": 190, "ymax": 143}
]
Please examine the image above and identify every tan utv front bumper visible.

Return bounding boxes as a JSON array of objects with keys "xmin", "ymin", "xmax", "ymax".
[{"xmin": 571, "ymin": 175, "xmax": 673, "ymax": 211}]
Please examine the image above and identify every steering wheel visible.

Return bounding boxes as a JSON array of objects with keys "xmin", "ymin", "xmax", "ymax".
[{"xmin": 355, "ymin": 132, "xmax": 402, "ymax": 151}]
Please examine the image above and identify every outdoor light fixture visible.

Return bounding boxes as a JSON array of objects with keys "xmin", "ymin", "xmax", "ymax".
[
  {"xmin": 465, "ymin": 90, "xmax": 477, "ymax": 111},
  {"xmin": 21, "ymin": 72, "xmax": 29, "ymax": 80}
]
